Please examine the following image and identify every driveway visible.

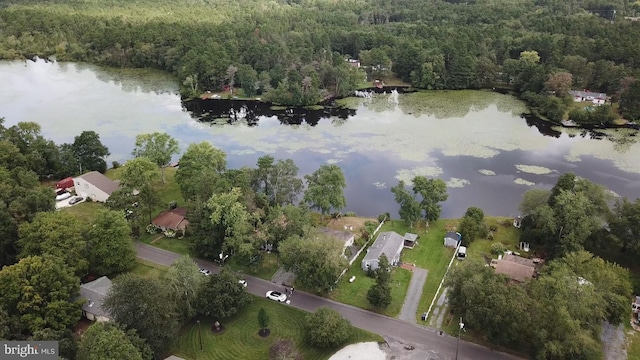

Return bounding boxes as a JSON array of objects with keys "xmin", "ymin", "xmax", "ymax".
[
  {"xmin": 135, "ymin": 243, "xmax": 524, "ymax": 360},
  {"xmin": 398, "ymin": 267, "xmax": 428, "ymax": 323}
]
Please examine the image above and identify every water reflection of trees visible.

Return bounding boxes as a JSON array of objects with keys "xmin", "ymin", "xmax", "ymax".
[
  {"xmin": 77, "ymin": 63, "xmax": 179, "ymax": 95},
  {"xmin": 184, "ymin": 99, "xmax": 356, "ymax": 127}
]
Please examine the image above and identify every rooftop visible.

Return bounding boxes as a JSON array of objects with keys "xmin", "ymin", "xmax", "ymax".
[
  {"xmin": 494, "ymin": 254, "xmax": 536, "ymax": 283},
  {"xmin": 319, "ymin": 227, "xmax": 354, "ymax": 245},
  {"xmin": 79, "ymin": 276, "xmax": 112, "ymax": 318},
  {"xmin": 363, "ymin": 231, "xmax": 404, "ymax": 263},
  {"xmin": 445, "ymin": 231, "xmax": 460, "ymax": 240},
  {"xmin": 77, "ymin": 171, "xmax": 120, "ymax": 195},
  {"xmin": 152, "ymin": 207, "xmax": 189, "ymax": 231},
  {"xmin": 404, "ymin": 233, "xmax": 418, "ymax": 242}
]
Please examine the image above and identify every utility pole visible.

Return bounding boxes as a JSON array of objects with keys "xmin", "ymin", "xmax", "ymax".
[{"xmin": 455, "ymin": 317, "xmax": 465, "ymax": 360}]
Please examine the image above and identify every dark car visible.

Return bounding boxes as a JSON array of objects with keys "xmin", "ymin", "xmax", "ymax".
[{"xmin": 69, "ymin": 196, "xmax": 84, "ymax": 205}]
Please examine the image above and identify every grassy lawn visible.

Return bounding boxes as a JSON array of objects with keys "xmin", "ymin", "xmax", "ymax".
[
  {"xmin": 227, "ymin": 252, "xmax": 281, "ymax": 281},
  {"xmin": 379, "ymin": 219, "xmax": 456, "ymax": 322},
  {"xmin": 171, "ymin": 297, "xmax": 383, "ymax": 360},
  {"xmin": 105, "ymin": 166, "xmax": 186, "ymax": 220},
  {"xmin": 138, "ymin": 232, "xmax": 191, "ymax": 256},
  {"xmin": 60, "ymin": 201, "xmax": 104, "ymax": 222},
  {"xmin": 330, "ymin": 252, "xmax": 412, "ymax": 317},
  {"xmin": 127, "ymin": 259, "xmax": 169, "ymax": 279},
  {"xmin": 466, "ymin": 217, "xmax": 523, "ymax": 261},
  {"xmin": 628, "ymin": 327, "xmax": 640, "ymax": 360}
]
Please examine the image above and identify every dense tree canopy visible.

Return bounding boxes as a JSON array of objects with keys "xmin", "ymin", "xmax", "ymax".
[
  {"xmin": 303, "ymin": 164, "xmax": 346, "ymax": 219},
  {"xmin": 132, "ymin": 132, "xmax": 179, "ymax": 184},
  {"xmin": 85, "ymin": 208, "xmax": 136, "ymax": 277},
  {"xmin": 76, "ymin": 322, "xmax": 145, "ymax": 360},
  {"xmin": 195, "ymin": 268, "xmax": 251, "ymax": 319},
  {"xmin": 304, "ymin": 307, "xmax": 351, "ymax": 348}
]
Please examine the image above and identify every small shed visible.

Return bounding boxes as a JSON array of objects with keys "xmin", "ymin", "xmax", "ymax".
[
  {"xmin": 403, "ymin": 233, "xmax": 418, "ymax": 248},
  {"xmin": 56, "ymin": 177, "xmax": 75, "ymax": 190},
  {"xmin": 444, "ymin": 232, "xmax": 461, "ymax": 248}
]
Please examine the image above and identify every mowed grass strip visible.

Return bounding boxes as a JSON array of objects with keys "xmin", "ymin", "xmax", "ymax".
[
  {"xmin": 172, "ymin": 297, "xmax": 383, "ymax": 360},
  {"xmin": 227, "ymin": 252, "xmax": 280, "ymax": 281}
]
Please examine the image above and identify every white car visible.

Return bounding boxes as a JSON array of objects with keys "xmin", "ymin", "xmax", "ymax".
[
  {"xmin": 55, "ymin": 192, "xmax": 72, "ymax": 201},
  {"xmin": 266, "ymin": 291, "xmax": 287, "ymax": 302},
  {"xmin": 199, "ymin": 268, "xmax": 211, "ymax": 276},
  {"xmin": 238, "ymin": 279, "xmax": 247, "ymax": 287}
]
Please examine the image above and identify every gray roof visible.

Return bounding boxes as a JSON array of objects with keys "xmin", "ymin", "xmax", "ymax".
[
  {"xmin": 569, "ymin": 90, "xmax": 607, "ymax": 99},
  {"xmin": 318, "ymin": 227, "xmax": 354, "ymax": 245},
  {"xmin": 445, "ymin": 231, "xmax": 460, "ymax": 240},
  {"xmin": 404, "ymin": 233, "xmax": 418, "ymax": 242},
  {"xmin": 77, "ymin": 171, "xmax": 120, "ymax": 195},
  {"xmin": 164, "ymin": 357, "xmax": 186, "ymax": 360},
  {"xmin": 79, "ymin": 276, "xmax": 112, "ymax": 318},
  {"xmin": 363, "ymin": 231, "xmax": 405, "ymax": 263}
]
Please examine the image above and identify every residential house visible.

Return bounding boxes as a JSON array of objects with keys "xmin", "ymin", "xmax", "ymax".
[
  {"xmin": 492, "ymin": 254, "xmax": 536, "ymax": 283},
  {"xmin": 444, "ymin": 232, "xmax": 461, "ymax": 248},
  {"xmin": 361, "ymin": 231, "xmax": 405, "ymax": 271},
  {"xmin": 403, "ymin": 233, "xmax": 418, "ymax": 249},
  {"xmin": 152, "ymin": 207, "xmax": 189, "ymax": 233},
  {"xmin": 569, "ymin": 90, "xmax": 607, "ymax": 105},
  {"xmin": 318, "ymin": 227, "xmax": 355, "ymax": 256},
  {"xmin": 74, "ymin": 171, "xmax": 119, "ymax": 202},
  {"xmin": 78, "ymin": 276, "xmax": 112, "ymax": 322},
  {"xmin": 633, "ymin": 296, "xmax": 640, "ymax": 314},
  {"xmin": 346, "ymin": 59, "xmax": 361, "ymax": 68}
]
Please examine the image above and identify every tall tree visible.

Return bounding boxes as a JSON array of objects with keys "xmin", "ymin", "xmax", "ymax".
[
  {"xmin": 206, "ymin": 187, "xmax": 253, "ymax": 258},
  {"xmin": 253, "ymin": 156, "xmax": 303, "ymax": 207},
  {"xmin": 303, "ymin": 164, "xmax": 346, "ymax": 220},
  {"xmin": 103, "ymin": 274, "xmax": 180, "ymax": 358},
  {"xmin": 119, "ymin": 158, "xmax": 161, "ymax": 224},
  {"xmin": 620, "ymin": 79, "xmax": 640, "ymax": 121},
  {"xmin": 278, "ymin": 228, "xmax": 347, "ymax": 294},
  {"xmin": 458, "ymin": 207, "xmax": 488, "ymax": 244},
  {"xmin": 390, "ymin": 180, "xmax": 421, "ymax": 228},
  {"xmin": 85, "ymin": 209, "xmax": 136, "ymax": 276},
  {"xmin": 132, "ymin": 132, "xmax": 179, "ymax": 184},
  {"xmin": 518, "ymin": 189, "xmax": 551, "ymax": 215},
  {"xmin": 412, "ymin": 176, "xmax": 448, "ymax": 223},
  {"xmin": 72, "ymin": 131, "xmax": 110, "ymax": 174},
  {"xmin": 76, "ymin": 322, "xmax": 144, "ymax": 360},
  {"xmin": 18, "ymin": 211, "xmax": 88, "ymax": 276},
  {"xmin": 165, "ymin": 255, "xmax": 206, "ymax": 321},
  {"xmin": 263, "ymin": 205, "xmax": 311, "ymax": 250},
  {"xmin": 195, "ymin": 268, "xmax": 251, "ymax": 319},
  {"xmin": 258, "ymin": 308, "xmax": 270, "ymax": 332},
  {"xmin": 305, "ymin": 307, "xmax": 351, "ymax": 348},
  {"xmin": 0, "ymin": 255, "xmax": 81, "ymax": 336},
  {"xmin": 175, "ymin": 141, "xmax": 226, "ymax": 202}
]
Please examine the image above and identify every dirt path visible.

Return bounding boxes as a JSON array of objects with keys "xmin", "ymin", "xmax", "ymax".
[
  {"xmin": 398, "ymin": 267, "xmax": 427, "ymax": 323},
  {"xmin": 601, "ymin": 321, "xmax": 627, "ymax": 360},
  {"xmin": 429, "ymin": 288, "xmax": 448, "ymax": 328}
]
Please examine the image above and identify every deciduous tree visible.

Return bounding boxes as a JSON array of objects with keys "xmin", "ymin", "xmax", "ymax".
[
  {"xmin": 305, "ymin": 307, "xmax": 351, "ymax": 348},
  {"xmin": 77, "ymin": 322, "xmax": 144, "ymax": 360},
  {"xmin": 390, "ymin": 180, "xmax": 421, "ymax": 228},
  {"xmin": 18, "ymin": 211, "xmax": 88, "ymax": 275},
  {"xmin": 175, "ymin": 141, "xmax": 227, "ymax": 201},
  {"xmin": 103, "ymin": 274, "xmax": 179, "ymax": 358},
  {"xmin": 412, "ymin": 176, "xmax": 448, "ymax": 223},
  {"xmin": 0, "ymin": 255, "xmax": 82, "ymax": 335},
  {"xmin": 85, "ymin": 209, "xmax": 136, "ymax": 277},
  {"xmin": 279, "ymin": 228, "xmax": 347, "ymax": 294},
  {"xmin": 303, "ymin": 164, "xmax": 346, "ymax": 220},
  {"xmin": 165, "ymin": 255, "xmax": 206, "ymax": 321},
  {"xmin": 545, "ymin": 71, "xmax": 573, "ymax": 96},
  {"xmin": 195, "ymin": 268, "xmax": 251, "ymax": 319},
  {"xmin": 518, "ymin": 189, "xmax": 550, "ymax": 215},
  {"xmin": 71, "ymin": 131, "xmax": 110, "ymax": 174},
  {"xmin": 119, "ymin": 158, "xmax": 161, "ymax": 223},
  {"xmin": 253, "ymin": 156, "xmax": 303, "ymax": 207},
  {"xmin": 132, "ymin": 132, "xmax": 179, "ymax": 184}
]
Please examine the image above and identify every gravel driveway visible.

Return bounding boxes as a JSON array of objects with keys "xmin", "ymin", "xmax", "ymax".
[{"xmin": 398, "ymin": 267, "xmax": 428, "ymax": 322}]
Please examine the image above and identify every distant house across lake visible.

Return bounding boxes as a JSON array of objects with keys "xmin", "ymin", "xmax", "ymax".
[{"xmin": 569, "ymin": 90, "xmax": 607, "ymax": 105}]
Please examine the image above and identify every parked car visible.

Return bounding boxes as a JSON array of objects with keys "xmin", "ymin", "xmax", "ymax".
[
  {"xmin": 238, "ymin": 279, "xmax": 247, "ymax": 287},
  {"xmin": 55, "ymin": 192, "xmax": 71, "ymax": 201},
  {"xmin": 199, "ymin": 268, "xmax": 211, "ymax": 276},
  {"xmin": 266, "ymin": 291, "xmax": 287, "ymax": 302},
  {"xmin": 68, "ymin": 196, "xmax": 83, "ymax": 205}
]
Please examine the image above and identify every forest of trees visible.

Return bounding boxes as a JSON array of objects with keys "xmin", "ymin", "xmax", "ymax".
[{"xmin": 2, "ymin": 0, "xmax": 640, "ymax": 116}]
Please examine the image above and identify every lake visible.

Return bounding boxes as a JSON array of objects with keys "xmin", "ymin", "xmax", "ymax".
[{"xmin": 1, "ymin": 59, "xmax": 639, "ymax": 218}]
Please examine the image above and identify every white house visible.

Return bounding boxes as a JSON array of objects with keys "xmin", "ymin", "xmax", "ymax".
[
  {"xmin": 361, "ymin": 231, "xmax": 405, "ymax": 271},
  {"xmin": 79, "ymin": 276, "xmax": 112, "ymax": 322},
  {"xmin": 569, "ymin": 90, "xmax": 607, "ymax": 105},
  {"xmin": 74, "ymin": 171, "xmax": 119, "ymax": 202},
  {"xmin": 444, "ymin": 231, "xmax": 461, "ymax": 248}
]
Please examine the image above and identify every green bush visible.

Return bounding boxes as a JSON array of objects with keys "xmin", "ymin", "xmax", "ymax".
[
  {"xmin": 344, "ymin": 211, "xmax": 357, "ymax": 217},
  {"xmin": 491, "ymin": 242, "xmax": 506, "ymax": 255}
]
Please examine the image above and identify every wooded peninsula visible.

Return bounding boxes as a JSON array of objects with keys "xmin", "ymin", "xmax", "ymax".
[{"xmin": 2, "ymin": 0, "xmax": 640, "ymax": 124}]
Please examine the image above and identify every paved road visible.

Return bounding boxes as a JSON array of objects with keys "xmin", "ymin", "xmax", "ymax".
[
  {"xmin": 398, "ymin": 267, "xmax": 428, "ymax": 323},
  {"xmin": 135, "ymin": 243, "xmax": 524, "ymax": 360}
]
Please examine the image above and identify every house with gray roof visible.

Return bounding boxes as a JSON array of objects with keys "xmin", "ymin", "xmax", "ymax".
[
  {"xmin": 569, "ymin": 90, "xmax": 607, "ymax": 105},
  {"xmin": 361, "ymin": 231, "xmax": 405, "ymax": 271},
  {"xmin": 318, "ymin": 227, "xmax": 355, "ymax": 256},
  {"xmin": 74, "ymin": 171, "xmax": 120, "ymax": 202},
  {"xmin": 79, "ymin": 276, "xmax": 113, "ymax": 322}
]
